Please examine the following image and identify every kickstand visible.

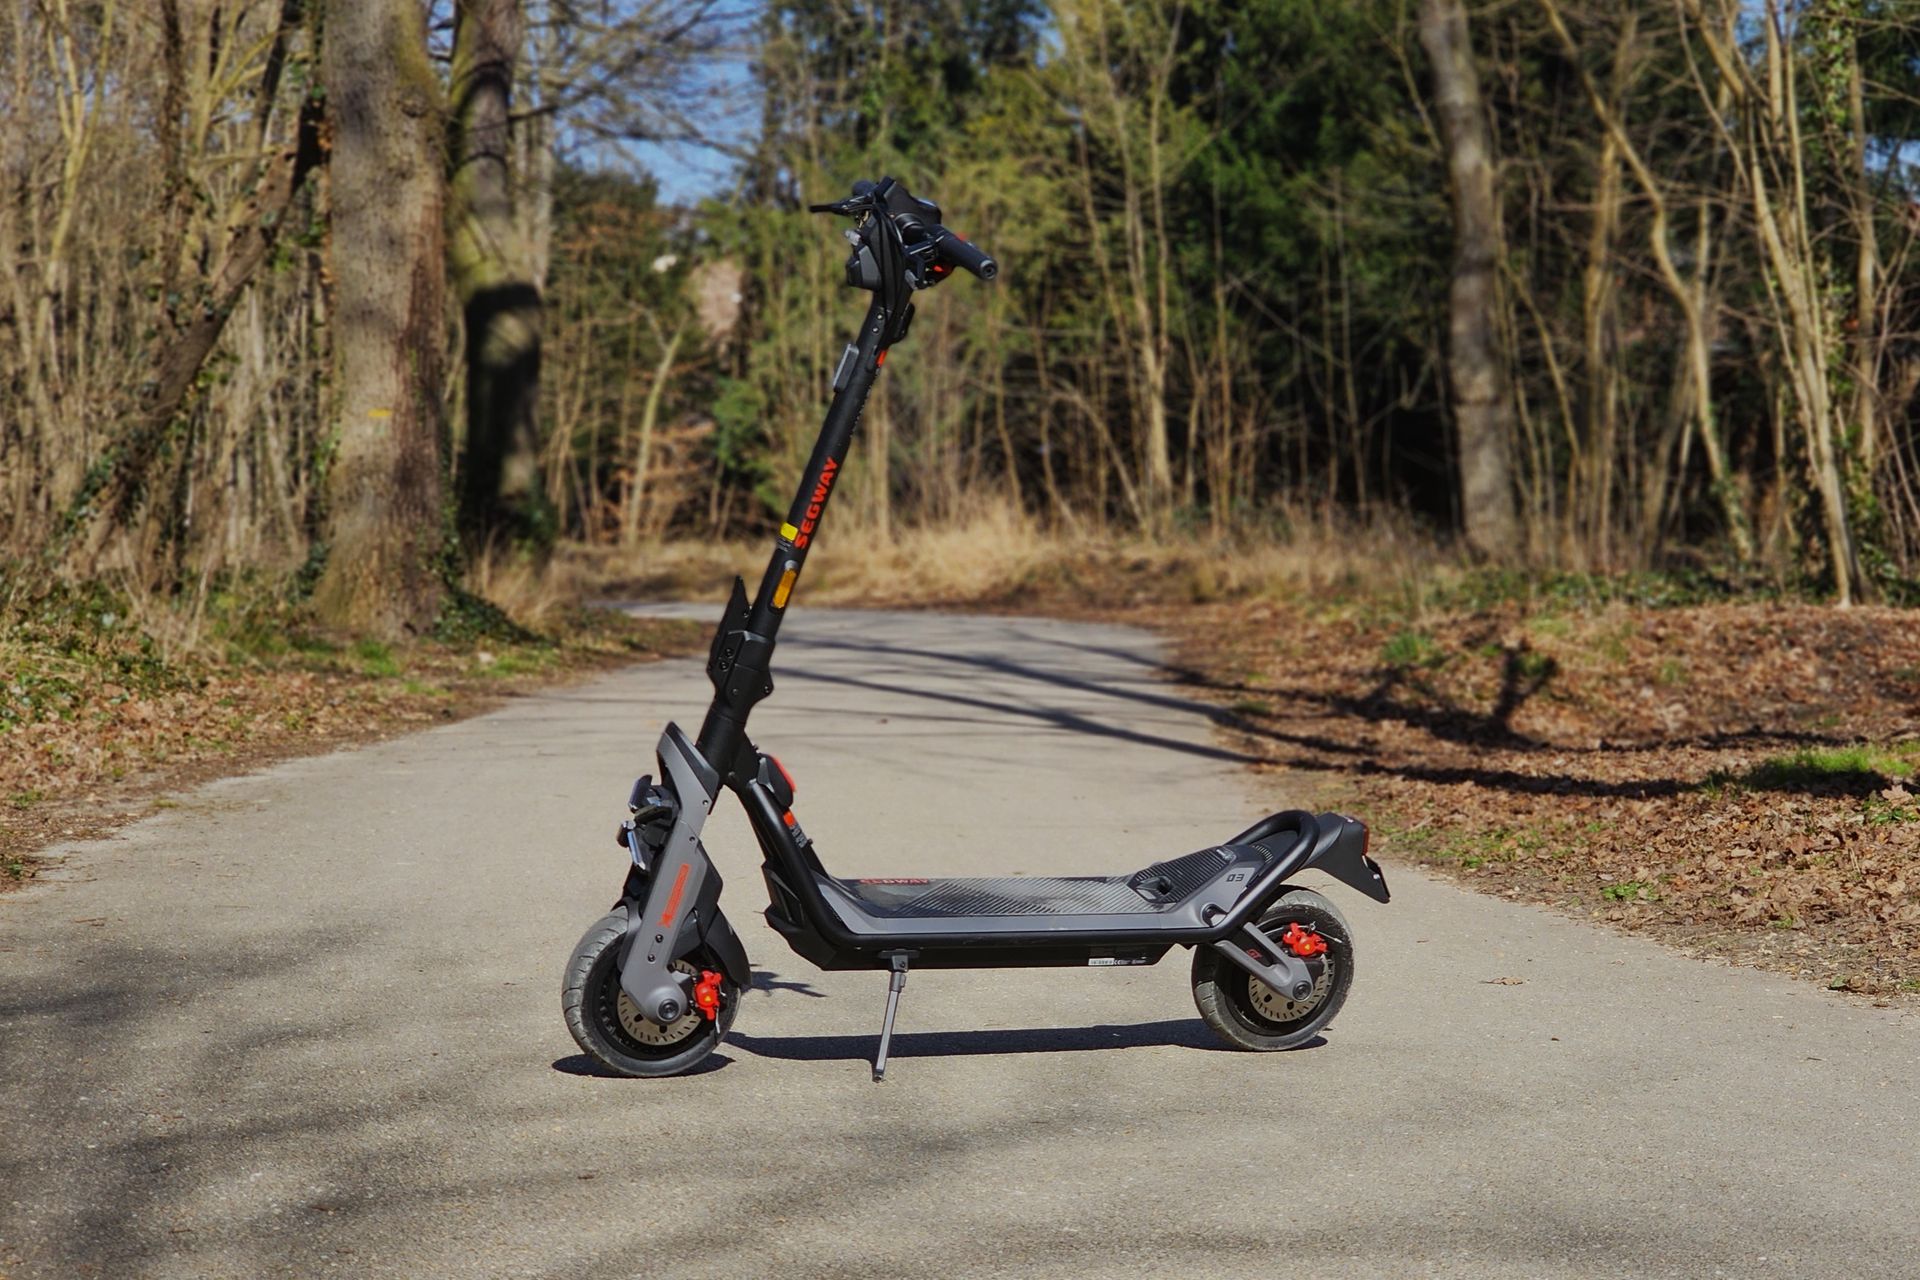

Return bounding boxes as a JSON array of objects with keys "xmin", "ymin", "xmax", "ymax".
[{"xmin": 872, "ymin": 953, "xmax": 911, "ymax": 1083}]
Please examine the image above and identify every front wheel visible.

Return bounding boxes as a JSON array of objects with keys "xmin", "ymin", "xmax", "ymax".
[
  {"xmin": 1192, "ymin": 888, "xmax": 1354, "ymax": 1051},
  {"xmin": 562, "ymin": 911, "xmax": 740, "ymax": 1077}
]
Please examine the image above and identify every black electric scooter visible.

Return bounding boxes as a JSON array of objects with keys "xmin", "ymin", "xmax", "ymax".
[{"xmin": 561, "ymin": 178, "xmax": 1391, "ymax": 1081}]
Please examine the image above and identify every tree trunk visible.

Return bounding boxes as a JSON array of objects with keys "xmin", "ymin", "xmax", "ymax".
[
  {"xmin": 450, "ymin": 0, "xmax": 546, "ymax": 552},
  {"xmin": 311, "ymin": 0, "xmax": 448, "ymax": 636},
  {"xmin": 1419, "ymin": 0, "xmax": 1522, "ymax": 559}
]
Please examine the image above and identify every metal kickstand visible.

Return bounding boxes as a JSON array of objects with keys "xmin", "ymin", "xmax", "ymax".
[{"xmin": 872, "ymin": 953, "xmax": 912, "ymax": 1082}]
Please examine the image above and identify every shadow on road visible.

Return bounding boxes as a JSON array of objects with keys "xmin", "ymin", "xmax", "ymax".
[
  {"xmin": 781, "ymin": 626, "xmax": 1880, "ymax": 803},
  {"xmin": 725, "ymin": 1019, "xmax": 1317, "ymax": 1062}
]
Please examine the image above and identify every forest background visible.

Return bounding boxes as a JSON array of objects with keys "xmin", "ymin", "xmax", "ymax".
[
  {"xmin": 6, "ymin": 0, "xmax": 1920, "ymax": 991},
  {"xmin": 8, "ymin": 0, "xmax": 1920, "ymax": 619}
]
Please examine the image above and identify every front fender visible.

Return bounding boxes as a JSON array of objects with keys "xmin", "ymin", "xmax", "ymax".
[
  {"xmin": 695, "ymin": 907, "xmax": 752, "ymax": 989},
  {"xmin": 615, "ymin": 896, "xmax": 752, "ymax": 991}
]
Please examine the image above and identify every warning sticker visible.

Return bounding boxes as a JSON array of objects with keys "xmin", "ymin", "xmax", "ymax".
[{"xmin": 1087, "ymin": 956, "xmax": 1150, "ymax": 967}]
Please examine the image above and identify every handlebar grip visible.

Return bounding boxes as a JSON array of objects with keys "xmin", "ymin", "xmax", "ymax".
[{"xmin": 930, "ymin": 227, "xmax": 998, "ymax": 281}]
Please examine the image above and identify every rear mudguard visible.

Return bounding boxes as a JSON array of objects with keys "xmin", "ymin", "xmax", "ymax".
[
  {"xmin": 1228, "ymin": 810, "xmax": 1389, "ymax": 906},
  {"xmin": 1277, "ymin": 811, "xmax": 1390, "ymax": 905},
  {"xmin": 1204, "ymin": 811, "xmax": 1387, "ymax": 1000}
]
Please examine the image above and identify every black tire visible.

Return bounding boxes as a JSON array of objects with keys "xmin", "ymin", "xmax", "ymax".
[
  {"xmin": 1192, "ymin": 888, "xmax": 1354, "ymax": 1051},
  {"xmin": 561, "ymin": 910, "xmax": 739, "ymax": 1078}
]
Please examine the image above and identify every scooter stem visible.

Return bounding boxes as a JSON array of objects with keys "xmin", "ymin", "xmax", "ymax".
[{"xmin": 696, "ymin": 294, "xmax": 893, "ymax": 772}]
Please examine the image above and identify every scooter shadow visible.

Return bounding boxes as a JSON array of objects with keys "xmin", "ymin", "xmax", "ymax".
[
  {"xmin": 729, "ymin": 1021, "xmax": 1327, "ymax": 1062},
  {"xmin": 551, "ymin": 1052, "xmax": 736, "ymax": 1079}
]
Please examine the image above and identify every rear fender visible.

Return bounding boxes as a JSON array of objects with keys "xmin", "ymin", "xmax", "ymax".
[
  {"xmin": 1300, "ymin": 812, "xmax": 1390, "ymax": 904},
  {"xmin": 1229, "ymin": 809, "xmax": 1389, "ymax": 907}
]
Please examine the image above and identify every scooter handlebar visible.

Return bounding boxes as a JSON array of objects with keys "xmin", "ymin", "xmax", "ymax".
[{"xmin": 928, "ymin": 226, "xmax": 997, "ymax": 281}]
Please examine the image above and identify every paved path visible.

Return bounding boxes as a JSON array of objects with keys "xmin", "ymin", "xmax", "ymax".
[{"xmin": 3, "ymin": 608, "xmax": 1917, "ymax": 1279}]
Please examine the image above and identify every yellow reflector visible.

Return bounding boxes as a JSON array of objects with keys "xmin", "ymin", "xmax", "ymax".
[
  {"xmin": 772, "ymin": 567, "xmax": 798, "ymax": 608},
  {"xmin": 779, "ymin": 521, "xmax": 799, "ymax": 542}
]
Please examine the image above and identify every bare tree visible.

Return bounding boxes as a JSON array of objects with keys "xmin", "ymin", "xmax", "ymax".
[
  {"xmin": 76, "ymin": 0, "xmax": 326, "ymax": 570},
  {"xmin": 1680, "ymin": 0, "xmax": 1865, "ymax": 600},
  {"xmin": 1539, "ymin": 0, "xmax": 1755, "ymax": 565},
  {"xmin": 1054, "ymin": 0, "xmax": 1191, "ymax": 530}
]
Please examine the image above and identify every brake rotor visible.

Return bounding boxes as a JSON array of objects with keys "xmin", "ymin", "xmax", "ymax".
[
  {"xmin": 1246, "ymin": 925, "xmax": 1335, "ymax": 1023},
  {"xmin": 614, "ymin": 959, "xmax": 705, "ymax": 1046}
]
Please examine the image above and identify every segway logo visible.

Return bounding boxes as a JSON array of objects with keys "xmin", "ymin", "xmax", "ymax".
[{"xmin": 792, "ymin": 458, "xmax": 839, "ymax": 549}]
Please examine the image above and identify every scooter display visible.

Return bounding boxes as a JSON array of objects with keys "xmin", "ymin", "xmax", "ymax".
[{"xmin": 561, "ymin": 177, "xmax": 1391, "ymax": 1081}]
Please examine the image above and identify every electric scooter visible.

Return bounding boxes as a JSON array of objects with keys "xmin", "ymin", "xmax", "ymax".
[{"xmin": 561, "ymin": 177, "xmax": 1391, "ymax": 1081}]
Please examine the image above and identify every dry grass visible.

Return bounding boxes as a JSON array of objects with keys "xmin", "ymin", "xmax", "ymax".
[
  {"xmin": 463, "ymin": 541, "xmax": 581, "ymax": 630},
  {"xmin": 567, "ymin": 499, "xmax": 1453, "ymax": 613}
]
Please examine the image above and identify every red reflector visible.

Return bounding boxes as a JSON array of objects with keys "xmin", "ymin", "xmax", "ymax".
[
  {"xmin": 876, "ymin": 350, "xmax": 887, "ymax": 366},
  {"xmin": 770, "ymin": 754, "xmax": 796, "ymax": 794},
  {"xmin": 782, "ymin": 811, "xmax": 797, "ymax": 828}
]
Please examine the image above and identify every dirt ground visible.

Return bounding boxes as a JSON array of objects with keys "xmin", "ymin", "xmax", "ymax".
[{"xmin": 1148, "ymin": 596, "xmax": 1920, "ymax": 999}]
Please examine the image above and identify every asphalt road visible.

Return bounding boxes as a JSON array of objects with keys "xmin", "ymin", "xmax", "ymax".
[{"xmin": 3, "ymin": 607, "xmax": 1917, "ymax": 1279}]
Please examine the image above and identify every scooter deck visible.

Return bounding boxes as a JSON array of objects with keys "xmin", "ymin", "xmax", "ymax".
[
  {"xmin": 754, "ymin": 789, "xmax": 1385, "ymax": 970},
  {"xmin": 836, "ymin": 845, "xmax": 1240, "ymax": 918},
  {"xmin": 793, "ymin": 843, "xmax": 1272, "ymax": 951}
]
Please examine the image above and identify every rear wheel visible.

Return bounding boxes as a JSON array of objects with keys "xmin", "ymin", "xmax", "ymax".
[
  {"xmin": 1192, "ymin": 888, "xmax": 1353, "ymax": 1051},
  {"xmin": 562, "ymin": 911, "xmax": 739, "ymax": 1077}
]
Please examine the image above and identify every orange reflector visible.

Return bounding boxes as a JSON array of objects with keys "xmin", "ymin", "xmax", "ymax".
[
  {"xmin": 782, "ymin": 811, "xmax": 797, "ymax": 828},
  {"xmin": 772, "ymin": 566, "xmax": 798, "ymax": 608},
  {"xmin": 770, "ymin": 754, "xmax": 797, "ymax": 794}
]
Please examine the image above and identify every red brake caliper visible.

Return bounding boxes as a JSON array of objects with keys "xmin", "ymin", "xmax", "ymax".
[
  {"xmin": 1279, "ymin": 922, "xmax": 1328, "ymax": 959},
  {"xmin": 692, "ymin": 970, "xmax": 724, "ymax": 1022}
]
